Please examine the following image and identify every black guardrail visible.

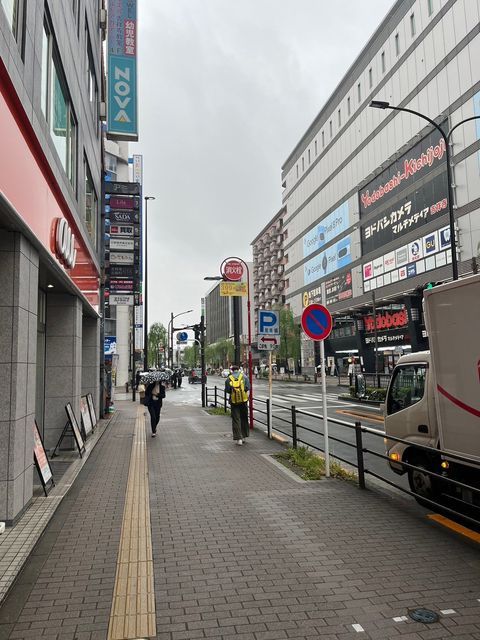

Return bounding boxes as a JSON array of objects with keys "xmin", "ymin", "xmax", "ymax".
[{"xmin": 205, "ymin": 385, "xmax": 480, "ymax": 528}]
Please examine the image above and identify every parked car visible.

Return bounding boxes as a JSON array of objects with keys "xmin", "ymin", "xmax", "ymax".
[
  {"xmin": 221, "ymin": 369, "xmax": 230, "ymax": 378},
  {"xmin": 188, "ymin": 368, "xmax": 204, "ymax": 384}
]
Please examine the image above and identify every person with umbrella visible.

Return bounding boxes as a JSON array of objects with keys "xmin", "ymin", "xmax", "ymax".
[{"xmin": 142, "ymin": 369, "xmax": 169, "ymax": 436}]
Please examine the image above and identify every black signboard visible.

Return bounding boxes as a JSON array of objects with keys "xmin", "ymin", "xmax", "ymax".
[
  {"xmin": 108, "ymin": 210, "xmax": 140, "ymax": 224},
  {"xmin": 359, "ymin": 125, "xmax": 447, "ymax": 217},
  {"xmin": 109, "ymin": 264, "xmax": 140, "ymax": 279},
  {"xmin": 86, "ymin": 393, "xmax": 98, "ymax": 429},
  {"xmin": 33, "ymin": 420, "xmax": 55, "ymax": 496},
  {"xmin": 105, "ymin": 181, "xmax": 141, "ymax": 196},
  {"xmin": 51, "ymin": 403, "xmax": 86, "ymax": 458},
  {"xmin": 361, "ymin": 172, "xmax": 448, "ymax": 254},
  {"xmin": 325, "ymin": 270, "xmax": 353, "ymax": 306}
]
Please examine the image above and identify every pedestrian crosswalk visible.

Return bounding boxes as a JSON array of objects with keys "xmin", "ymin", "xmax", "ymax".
[{"xmin": 256, "ymin": 392, "xmax": 341, "ymax": 405}]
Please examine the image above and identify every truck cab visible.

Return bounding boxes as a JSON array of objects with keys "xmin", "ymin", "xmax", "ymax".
[{"xmin": 384, "ymin": 351, "xmax": 441, "ymax": 498}]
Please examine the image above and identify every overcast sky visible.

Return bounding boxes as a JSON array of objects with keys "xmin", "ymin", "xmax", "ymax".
[{"xmin": 133, "ymin": 0, "xmax": 394, "ymax": 332}]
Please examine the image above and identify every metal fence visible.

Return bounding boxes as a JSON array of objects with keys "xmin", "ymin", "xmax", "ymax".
[
  {"xmin": 206, "ymin": 385, "xmax": 480, "ymax": 528},
  {"xmin": 338, "ymin": 372, "xmax": 392, "ymax": 388}
]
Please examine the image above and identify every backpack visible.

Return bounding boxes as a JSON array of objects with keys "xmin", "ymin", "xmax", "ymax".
[{"xmin": 229, "ymin": 373, "xmax": 247, "ymax": 404}]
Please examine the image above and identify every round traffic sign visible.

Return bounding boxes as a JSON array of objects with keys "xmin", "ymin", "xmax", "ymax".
[
  {"xmin": 301, "ymin": 304, "xmax": 332, "ymax": 341},
  {"xmin": 222, "ymin": 259, "xmax": 244, "ymax": 282}
]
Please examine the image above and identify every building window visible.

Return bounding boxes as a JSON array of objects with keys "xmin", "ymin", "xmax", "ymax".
[
  {"xmin": 314, "ymin": 140, "xmax": 317, "ymax": 156},
  {"xmin": 329, "ymin": 119, "xmax": 332, "ymax": 137},
  {"xmin": 307, "ymin": 149, "xmax": 311, "ymax": 164},
  {"xmin": 381, "ymin": 51, "xmax": 386, "ymax": 73},
  {"xmin": 347, "ymin": 96, "xmax": 351, "ymax": 116},
  {"xmin": 357, "ymin": 82, "xmax": 361, "ymax": 103},
  {"xmin": 284, "ymin": 253, "xmax": 289, "ymax": 264},
  {"xmin": 322, "ymin": 131, "xmax": 325, "ymax": 148},
  {"xmin": 427, "ymin": 0, "xmax": 433, "ymax": 16},
  {"xmin": 301, "ymin": 156, "xmax": 304, "ymax": 172},
  {"xmin": 410, "ymin": 13, "xmax": 416, "ymax": 37},
  {"xmin": 105, "ymin": 152, "xmax": 117, "ymax": 180},
  {"xmin": 337, "ymin": 109, "xmax": 341, "ymax": 127},
  {"xmin": 86, "ymin": 25, "xmax": 99, "ymax": 131},
  {"xmin": 395, "ymin": 33, "xmax": 400, "ymax": 56},
  {"xmin": 1, "ymin": 0, "xmax": 24, "ymax": 43},
  {"xmin": 84, "ymin": 157, "xmax": 98, "ymax": 249},
  {"xmin": 41, "ymin": 18, "xmax": 77, "ymax": 189},
  {"xmin": 368, "ymin": 67, "xmax": 373, "ymax": 89},
  {"xmin": 296, "ymin": 164, "xmax": 298, "ymax": 178}
]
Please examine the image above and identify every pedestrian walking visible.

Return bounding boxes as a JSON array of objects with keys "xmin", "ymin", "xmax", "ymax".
[
  {"xmin": 225, "ymin": 364, "xmax": 250, "ymax": 445},
  {"xmin": 171, "ymin": 369, "xmax": 178, "ymax": 389},
  {"xmin": 177, "ymin": 368, "xmax": 183, "ymax": 387},
  {"xmin": 144, "ymin": 380, "xmax": 165, "ymax": 436}
]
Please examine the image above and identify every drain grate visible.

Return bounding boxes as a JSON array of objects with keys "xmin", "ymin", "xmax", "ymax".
[{"xmin": 408, "ymin": 608, "xmax": 439, "ymax": 624}]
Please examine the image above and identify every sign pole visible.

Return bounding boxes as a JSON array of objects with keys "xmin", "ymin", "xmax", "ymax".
[
  {"xmin": 268, "ymin": 351, "xmax": 273, "ymax": 438},
  {"xmin": 320, "ymin": 339, "xmax": 330, "ymax": 477}
]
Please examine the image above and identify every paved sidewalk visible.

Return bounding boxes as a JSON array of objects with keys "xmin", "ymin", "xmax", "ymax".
[{"xmin": 0, "ymin": 397, "xmax": 480, "ymax": 639}]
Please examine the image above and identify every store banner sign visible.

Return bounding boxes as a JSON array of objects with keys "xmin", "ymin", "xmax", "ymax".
[
  {"xmin": 109, "ymin": 237, "xmax": 135, "ymax": 251},
  {"xmin": 361, "ymin": 172, "xmax": 448, "ymax": 254},
  {"xmin": 107, "ymin": 0, "xmax": 138, "ymax": 140},
  {"xmin": 359, "ymin": 127, "xmax": 447, "ymax": 216},
  {"xmin": 325, "ymin": 270, "xmax": 353, "ymax": 306},
  {"xmin": 104, "ymin": 336, "xmax": 117, "ymax": 355},
  {"xmin": 107, "ymin": 210, "xmax": 139, "ymax": 224},
  {"xmin": 363, "ymin": 224, "xmax": 451, "ymax": 293},
  {"xmin": 303, "ymin": 201, "xmax": 349, "ymax": 258},
  {"xmin": 109, "ymin": 251, "xmax": 135, "ymax": 264},
  {"xmin": 302, "ymin": 285, "xmax": 322, "ymax": 307},
  {"xmin": 304, "ymin": 236, "xmax": 352, "ymax": 285}
]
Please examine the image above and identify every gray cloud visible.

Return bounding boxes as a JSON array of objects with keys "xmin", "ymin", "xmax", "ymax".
[{"xmin": 133, "ymin": 0, "xmax": 394, "ymax": 329}]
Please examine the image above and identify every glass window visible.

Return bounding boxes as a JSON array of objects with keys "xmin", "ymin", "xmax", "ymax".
[
  {"xmin": 301, "ymin": 156, "xmax": 304, "ymax": 171},
  {"xmin": 1, "ymin": 0, "xmax": 23, "ymax": 41},
  {"xmin": 321, "ymin": 131, "xmax": 325, "ymax": 147},
  {"xmin": 337, "ymin": 109, "xmax": 341, "ymax": 127},
  {"xmin": 307, "ymin": 149, "xmax": 310, "ymax": 164},
  {"xmin": 369, "ymin": 67, "xmax": 373, "ymax": 88},
  {"xmin": 381, "ymin": 51, "xmax": 386, "ymax": 73},
  {"xmin": 41, "ymin": 18, "xmax": 77, "ymax": 190},
  {"xmin": 395, "ymin": 33, "xmax": 400, "ymax": 56},
  {"xmin": 387, "ymin": 364, "xmax": 427, "ymax": 415},
  {"xmin": 329, "ymin": 119, "xmax": 332, "ymax": 137},
  {"xmin": 314, "ymin": 140, "xmax": 317, "ymax": 156},
  {"xmin": 347, "ymin": 96, "xmax": 351, "ymax": 116},
  {"xmin": 84, "ymin": 158, "xmax": 98, "ymax": 249},
  {"xmin": 410, "ymin": 13, "xmax": 416, "ymax": 37},
  {"xmin": 427, "ymin": 0, "xmax": 433, "ymax": 16},
  {"xmin": 357, "ymin": 82, "xmax": 361, "ymax": 103}
]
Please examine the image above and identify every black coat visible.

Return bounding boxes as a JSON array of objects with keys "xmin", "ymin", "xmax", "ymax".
[{"xmin": 144, "ymin": 382, "xmax": 165, "ymax": 406}]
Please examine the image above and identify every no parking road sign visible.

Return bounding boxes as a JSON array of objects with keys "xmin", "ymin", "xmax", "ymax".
[{"xmin": 301, "ymin": 304, "xmax": 332, "ymax": 341}]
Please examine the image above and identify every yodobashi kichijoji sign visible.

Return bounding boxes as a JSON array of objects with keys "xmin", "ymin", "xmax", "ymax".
[
  {"xmin": 359, "ymin": 127, "xmax": 449, "ymax": 254},
  {"xmin": 107, "ymin": 0, "xmax": 138, "ymax": 140}
]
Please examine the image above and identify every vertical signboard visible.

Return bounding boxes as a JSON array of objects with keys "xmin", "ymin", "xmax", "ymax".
[{"xmin": 107, "ymin": 0, "xmax": 138, "ymax": 140}]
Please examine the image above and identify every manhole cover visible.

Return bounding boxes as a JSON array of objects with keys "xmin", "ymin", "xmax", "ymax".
[{"xmin": 408, "ymin": 608, "xmax": 439, "ymax": 624}]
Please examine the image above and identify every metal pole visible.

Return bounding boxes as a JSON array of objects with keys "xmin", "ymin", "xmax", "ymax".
[
  {"xmin": 233, "ymin": 296, "xmax": 241, "ymax": 365},
  {"xmin": 169, "ymin": 312, "xmax": 173, "ymax": 369},
  {"xmin": 143, "ymin": 197, "xmax": 149, "ymax": 371},
  {"xmin": 268, "ymin": 351, "xmax": 273, "ymax": 436},
  {"xmin": 201, "ymin": 313, "xmax": 206, "ymax": 408},
  {"xmin": 214, "ymin": 386, "xmax": 217, "ymax": 408},
  {"xmin": 291, "ymin": 405, "xmax": 297, "ymax": 449},
  {"xmin": 246, "ymin": 270, "xmax": 254, "ymax": 431},
  {"xmin": 355, "ymin": 421, "xmax": 366, "ymax": 489},
  {"xmin": 372, "ymin": 291, "xmax": 379, "ymax": 382},
  {"xmin": 321, "ymin": 339, "xmax": 330, "ymax": 477},
  {"xmin": 131, "ymin": 305, "xmax": 136, "ymax": 402},
  {"xmin": 266, "ymin": 398, "xmax": 271, "ymax": 439}
]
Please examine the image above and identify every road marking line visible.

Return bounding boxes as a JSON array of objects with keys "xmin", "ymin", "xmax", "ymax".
[
  {"xmin": 107, "ymin": 406, "xmax": 156, "ymax": 640},
  {"xmin": 337, "ymin": 409, "xmax": 384, "ymax": 424},
  {"xmin": 352, "ymin": 623, "xmax": 365, "ymax": 632},
  {"xmin": 427, "ymin": 514, "xmax": 480, "ymax": 544},
  {"xmin": 393, "ymin": 616, "xmax": 408, "ymax": 622},
  {"xmin": 440, "ymin": 609, "xmax": 456, "ymax": 615}
]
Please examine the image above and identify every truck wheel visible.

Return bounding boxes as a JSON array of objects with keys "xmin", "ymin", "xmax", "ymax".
[{"xmin": 408, "ymin": 460, "xmax": 438, "ymax": 506}]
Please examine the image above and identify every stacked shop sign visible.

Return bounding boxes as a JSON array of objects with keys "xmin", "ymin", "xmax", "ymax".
[{"xmin": 104, "ymin": 181, "xmax": 141, "ymax": 307}]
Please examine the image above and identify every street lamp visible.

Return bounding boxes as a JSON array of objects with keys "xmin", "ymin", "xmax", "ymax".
[
  {"xmin": 369, "ymin": 100, "xmax": 480, "ymax": 280},
  {"xmin": 168, "ymin": 310, "xmax": 193, "ymax": 368},
  {"xmin": 143, "ymin": 195, "xmax": 155, "ymax": 371}
]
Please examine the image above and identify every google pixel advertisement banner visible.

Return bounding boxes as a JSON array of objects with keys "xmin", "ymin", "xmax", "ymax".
[
  {"xmin": 304, "ymin": 236, "xmax": 352, "ymax": 285},
  {"xmin": 362, "ymin": 224, "xmax": 451, "ymax": 293},
  {"xmin": 302, "ymin": 201, "xmax": 350, "ymax": 258}
]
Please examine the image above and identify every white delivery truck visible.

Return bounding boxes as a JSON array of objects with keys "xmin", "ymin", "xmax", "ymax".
[{"xmin": 384, "ymin": 274, "xmax": 480, "ymax": 504}]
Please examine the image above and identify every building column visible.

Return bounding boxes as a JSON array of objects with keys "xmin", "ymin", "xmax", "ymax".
[
  {"xmin": 0, "ymin": 232, "xmax": 39, "ymax": 525},
  {"xmin": 44, "ymin": 294, "xmax": 82, "ymax": 452},
  {"xmin": 82, "ymin": 316, "xmax": 100, "ymax": 418},
  {"xmin": 116, "ymin": 305, "xmax": 130, "ymax": 387}
]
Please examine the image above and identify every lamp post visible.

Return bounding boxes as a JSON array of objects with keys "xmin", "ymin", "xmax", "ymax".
[
  {"xmin": 168, "ymin": 310, "xmax": 193, "ymax": 368},
  {"xmin": 143, "ymin": 196, "xmax": 155, "ymax": 371},
  {"xmin": 369, "ymin": 100, "xmax": 480, "ymax": 281}
]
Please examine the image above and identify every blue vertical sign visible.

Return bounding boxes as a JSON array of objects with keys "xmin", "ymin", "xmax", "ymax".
[{"xmin": 107, "ymin": 0, "xmax": 138, "ymax": 140}]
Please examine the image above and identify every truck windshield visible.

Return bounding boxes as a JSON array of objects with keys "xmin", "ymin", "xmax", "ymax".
[{"xmin": 387, "ymin": 364, "xmax": 427, "ymax": 415}]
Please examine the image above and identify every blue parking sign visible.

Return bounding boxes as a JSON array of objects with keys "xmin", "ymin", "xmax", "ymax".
[{"xmin": 258, "ymin": 310, "xmax": 279, "ymax": 335}]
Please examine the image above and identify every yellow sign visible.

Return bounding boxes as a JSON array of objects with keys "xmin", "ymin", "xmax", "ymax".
[{"xmin": 220, "ymin": 282, "xmax": 247, "ymax": 296}]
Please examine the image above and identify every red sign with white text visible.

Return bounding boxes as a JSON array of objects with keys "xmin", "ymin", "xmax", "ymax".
[{"xmin": 223, "ymin": 260, "xmax": 244, "ymax": 282}]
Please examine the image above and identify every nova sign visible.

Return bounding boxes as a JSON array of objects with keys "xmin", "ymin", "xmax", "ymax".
[{"xmin": 54, "ymin": 218, "xmax": 77, "ymax": 269}]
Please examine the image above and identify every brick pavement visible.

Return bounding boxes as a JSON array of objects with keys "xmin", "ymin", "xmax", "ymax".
[{"xmin": 1, "ymin": 397, "xmax": 480, "ymax": 639}]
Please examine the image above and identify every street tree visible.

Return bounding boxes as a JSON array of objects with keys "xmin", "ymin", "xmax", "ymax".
[
  {"xmin": 147, "ymin": 322, "xmax": 167, "ymax": 368},
  {"xmin": 276, "ymin": 306, "xmax": 301, "ymax": 372}
]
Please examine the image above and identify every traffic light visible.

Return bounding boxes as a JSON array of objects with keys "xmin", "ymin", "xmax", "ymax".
[{"xmin": 193, "ymin": 324, "xmax": 201, "ymax": 342}]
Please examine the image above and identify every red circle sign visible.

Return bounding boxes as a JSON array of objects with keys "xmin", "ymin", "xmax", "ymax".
[
  {"xmin": 301, "ymin": 304, "xmax": 332, "ymax": 341},
  {"xmin": 223, "ymin": 260, "xmax": 244, "ymax": 281}
]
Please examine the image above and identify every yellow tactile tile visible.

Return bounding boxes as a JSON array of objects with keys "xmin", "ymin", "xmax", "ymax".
[{"xmin": 107, "ymin": 407, "xmax": 156, "ymax": 639}]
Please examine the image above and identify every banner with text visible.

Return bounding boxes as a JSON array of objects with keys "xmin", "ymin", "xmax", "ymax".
[{"xmin": 302, "ymin": 200, "xmax": 349, "ymax": 258}]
